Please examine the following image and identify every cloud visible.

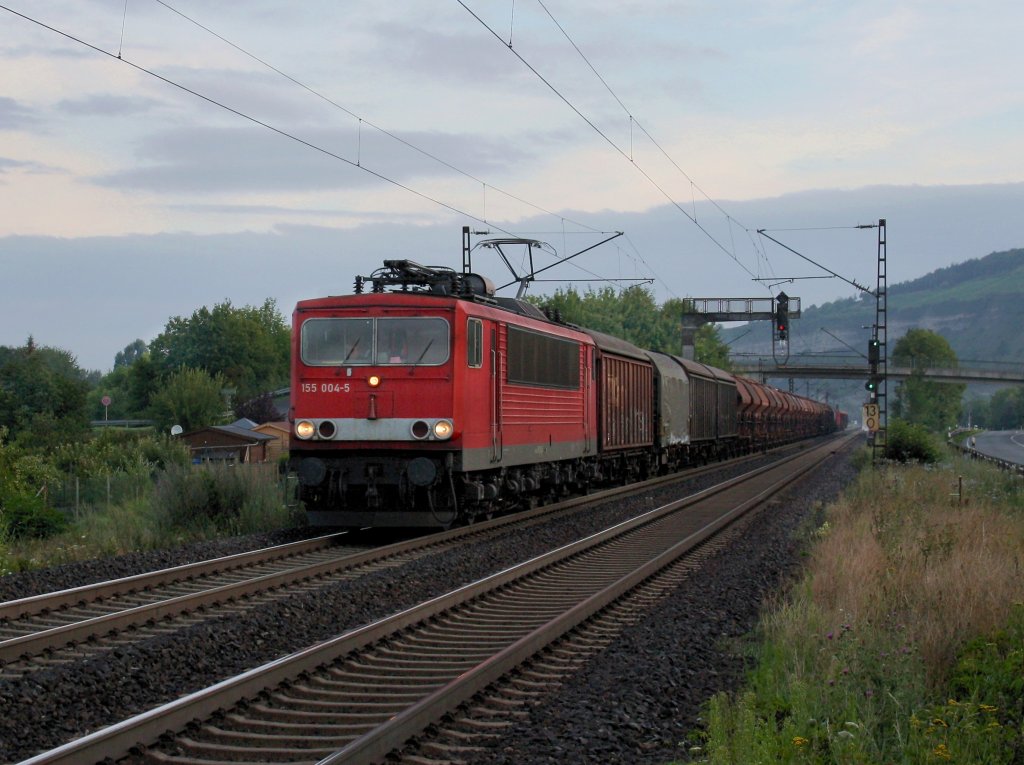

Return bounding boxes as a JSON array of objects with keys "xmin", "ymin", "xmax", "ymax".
[
  {"xmin": 0, "ymin": 96, "xmax": 38, "ymax": 129},
  {"xmin": 167, "ymin": 202, "xmax": 440, "ymax": 225},
  {"xmin": 57, "ymin": 94, "xmax": 163, "ymax": 117},
  {"xmin": 369, "ymin": 21, "xmax": 525, "ymax": 87},
  {"xmin": 4, "ymin": 182, "xmax": 1024, "ymax": 372},
  {"xmin": 91, "ymin": 124, "xmax": 540, "ymax": 193},
  {"xmin": 0, "ymin": 156, "xmax": 63, "ymax": 175}
]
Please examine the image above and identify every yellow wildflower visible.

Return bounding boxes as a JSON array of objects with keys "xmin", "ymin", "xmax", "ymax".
[{"xmin": 792, "ymin": 736, "xmax": 809, "ymax": 747}]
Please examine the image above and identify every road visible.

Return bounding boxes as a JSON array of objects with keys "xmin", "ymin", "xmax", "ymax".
[{"xmin": 969, "ymin": 430, "xmax": 1024, "ymax": 465}]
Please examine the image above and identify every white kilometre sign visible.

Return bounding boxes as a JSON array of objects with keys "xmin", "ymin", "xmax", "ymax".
[{"xmin": 862, "ymin": 403, "xmax": 880, "ymax": 432}]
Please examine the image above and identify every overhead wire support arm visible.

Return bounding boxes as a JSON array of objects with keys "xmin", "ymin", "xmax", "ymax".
[
  {"xmin": 820, "ymin": 327, "xmax": 868, "ymax": 360},
  {"xmin": 494, "ymin": 231, "xmax": 625, "ymax": 294},
  {"xmin": 756, "ymin": 229, "xmax": 874, "ymax": 295}
]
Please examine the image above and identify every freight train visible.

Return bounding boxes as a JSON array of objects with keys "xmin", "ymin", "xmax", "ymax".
[{"xmin": 289, "ymin": 259, "xmax": 846, "ymax": 528}]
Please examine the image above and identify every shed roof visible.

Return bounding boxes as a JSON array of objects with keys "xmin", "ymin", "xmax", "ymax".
[{"xmin": 179, "ymin": 425, "xmax": 276, "ymax": 443}]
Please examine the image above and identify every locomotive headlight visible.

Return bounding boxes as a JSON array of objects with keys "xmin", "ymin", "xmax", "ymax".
[
  {"xmin": 368, "ymin": 375, "xmax": 381, "ymax": 387},
  {"xmin": 295, "ymin": 420, "xmax": 316, "ymax": 440},
  {"xmin": 433, "ymin": 419, "xmax": 454, "ymax": 440}
]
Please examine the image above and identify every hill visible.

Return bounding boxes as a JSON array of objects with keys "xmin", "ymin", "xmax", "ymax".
[
  {"xmin": 726, "ymin": 247, "xmax": 1024, "ymax": 363},
  {"xmin": 722, "ymin": 247, "xmax": 1024, "ymax": 415}
]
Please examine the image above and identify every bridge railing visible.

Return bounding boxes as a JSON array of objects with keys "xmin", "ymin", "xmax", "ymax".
[{"xmin": 729, "ymin": 354, "xmax": 1024, "ymax": 383}]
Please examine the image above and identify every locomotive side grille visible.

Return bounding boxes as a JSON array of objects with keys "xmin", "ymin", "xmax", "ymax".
[{"xmin": 501, "ymin": 387, "xmax": 585, "ymax": 426}]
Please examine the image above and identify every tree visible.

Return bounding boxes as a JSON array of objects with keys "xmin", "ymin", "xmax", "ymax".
[
  {"xmin": 533, "ymin": 286, "xmax": 732, "ymax": 368},
  {"xmin": 114, "ymin": 339, "xmax": 147, "ymax": 368},
  {"xmin": 891, "ymin": 328, "xmax": 964, "ymax": 431},
  {"xmin": 986, "ymin": 388, "xmax": 1024, "ymax": 429},
  {"xmin": 234, "ymin": 391, "xmax": 283, "ymax": 424},
  {"xmin": 694, "ymin": 322, "xmax": 732, "ymax": 369},
  {"xmin": 148, "ymin": 367, "xmax": 229, "ymax": 433},
  {"xmin": 963, "ymin": 394, "xmax": 991, "ymax": 429},
  {"xmin": 90, "ymin": 353, "xmax": 161, "ymax": 421},
  {"xmin": 0, "ymin": 340, "xmax": 90, "ymax": 441},
  {"xmin": 149, "ymin": 299, "xmax": 290, "ymax": 402},
  {"xmin": 0, "ymin": 429, "xmax": 66, "ymax": 540}
]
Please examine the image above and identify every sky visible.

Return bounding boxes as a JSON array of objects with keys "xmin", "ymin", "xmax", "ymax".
[{"xmin": 2, "ymin": 0, "xmax": 1023, "ymax": 371}]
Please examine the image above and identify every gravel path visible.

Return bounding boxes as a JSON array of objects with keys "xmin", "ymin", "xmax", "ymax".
[{"xmin": 0, "ymin": 439, "xmax": 858, "ymax": 763}]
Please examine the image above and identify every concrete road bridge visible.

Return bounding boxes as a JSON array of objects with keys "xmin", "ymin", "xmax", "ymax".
[{"xmin": 730, "ymin": 356, "xmax": 1024, "ymax": 385}]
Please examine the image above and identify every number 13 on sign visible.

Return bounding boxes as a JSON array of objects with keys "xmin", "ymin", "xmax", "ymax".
[{"xmin": 862, "ymin": 404, "xmax": 880, "ymax": 432}]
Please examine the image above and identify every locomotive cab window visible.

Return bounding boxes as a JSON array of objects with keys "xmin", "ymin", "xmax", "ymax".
[
  {"xmin": 301, "ymin": 317, "xmax": 449, "ymax": 366},
  {"xmin": 467, "ymin": 318, "xmax": 483, "ymax": 368},
  {"xmin": 376, "ymin": 318, "xmax": 448, "ymax": 365},
  {"xmin": 301, "ymin": 318, "xmax": 373, "ymax": 365}
]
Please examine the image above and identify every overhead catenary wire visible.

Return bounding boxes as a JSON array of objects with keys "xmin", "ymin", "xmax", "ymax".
[
  {"xmin": 150, "ymin": 0, "xmax": 607, "ymax": 238},
  {"xmin": 0, "ymin": 4, "xmax": 504, "ymax": 230},
  {"xmin": 117, "ymin": 0, "xmax": 128, "ymax": 58},
  {"xmin": 1, "ymin": 2, "xmax": 653, "ymax": 295},
  {"xmin": 147, "ymin": 0, "xmax": 661, "ymax": 294},
  {"xmin": 457, "ymin": 0, "xmax": 766, "ymax": 286},
  {"xmin": 756, "ymin": 229, "xmax": 874, "ymax": 295},
  {"xmin": 538, "ymin": 0, "xmax": 749, "ymax": 232}
]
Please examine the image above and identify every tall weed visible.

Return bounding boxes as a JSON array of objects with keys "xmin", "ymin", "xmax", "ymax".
[
  {"xmin": 153, "ymin": 463, "xmax": 297, "ymax": 535},
  {"xmin": 700, "ymin": 456, "xmax": 1024, "ymax": 764}
]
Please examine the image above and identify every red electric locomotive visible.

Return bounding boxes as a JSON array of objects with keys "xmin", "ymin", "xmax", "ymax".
[{"xmin": 290, "ymin": 259, "xmax": 599, "ymax": 527}]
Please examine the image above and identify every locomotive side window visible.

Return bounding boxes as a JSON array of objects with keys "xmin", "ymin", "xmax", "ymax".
[
  {"xmin": 506, "ymin": 326, "xmax": 580, "ymax": 389},
  {"xmin": 376, "ymin": 318, "xmax": 449, "ymax": 365},
  {"xmin": 467, "ymin": 319, "xmax": 483, "ymax": 368},
  {"xmin": 300, "ymin": 317, "xmax": 449, "ymax": 366},
  {"xmin": 301, "ymin": 318, "xmax": 373, "ymax": 365}
]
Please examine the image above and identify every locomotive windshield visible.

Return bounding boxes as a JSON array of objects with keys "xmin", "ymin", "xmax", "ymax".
[{"xmin": 301, "ymin": 317, "xmax": 449, "ymax": 366}]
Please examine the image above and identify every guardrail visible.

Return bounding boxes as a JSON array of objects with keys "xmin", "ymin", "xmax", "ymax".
[{"xmin": 948, "ymin": 435, "xmax": 1024, "ymax": 477}]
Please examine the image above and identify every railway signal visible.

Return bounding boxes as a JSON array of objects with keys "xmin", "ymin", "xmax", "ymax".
[
  {"xmin": 865, "ymin": 375, "xmax": 879, "ymax": 393},
  {"xmin": 868, "ymin": 337, "xmax": 880, "ymax": 365},
  {"xmin": 775, "ymin": 292, "xmax": 790, "ymax": 341}
]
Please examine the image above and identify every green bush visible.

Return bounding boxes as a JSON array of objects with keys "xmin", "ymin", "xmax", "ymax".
[
  {"xmin": 0, "ymin": 490, "xmax": 68, "ymax": 540},
  {"xmin": 52, "ymin": 429, "xmax": 189, "ymax": 478},
  {"xmin": 152, "ymin": 463, "xmax": 295, "ymax": 534},
  {"xmin": 885, "ymin": 418, "xmax": 943, "ymax": 463}
]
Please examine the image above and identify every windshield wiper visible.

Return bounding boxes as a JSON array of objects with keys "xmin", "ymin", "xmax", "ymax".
[
  {"xmin": 342, "ymin": 337, "xmax": 361, "ymax": 364},
  {"xmin": 409, "ymin": 338, "xmax": 434, "ymax": 373}
]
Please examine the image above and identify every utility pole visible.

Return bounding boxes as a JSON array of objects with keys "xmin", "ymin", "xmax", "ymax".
[{"xmin": 872, "ymin": 220, "xmax": 887, "ymax": 462}]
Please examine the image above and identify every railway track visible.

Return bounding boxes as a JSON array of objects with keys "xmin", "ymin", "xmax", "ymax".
[
  {"xmin": 20, "ymin": 433, "xmax": 853, "ymax": 765},
  {"xmin": 0, "ymin": 532, "xmax": 388, "ymax": 677},
  {"xmin": 0, "ymin": 447, "xmax": 783, "ymax": 677}
]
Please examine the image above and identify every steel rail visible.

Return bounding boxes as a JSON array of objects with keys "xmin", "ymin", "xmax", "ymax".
[
  {"xmin": 0, "ymin": 445, "xmax": 792, "ymax": 666},
  {"xmin": 323, "ymin": 435, "xmax": 853, "ymax": 765},
  {"xmin": 0, "ymin": 532, "xmax": 348, "ymax": 621},
  {"xmin": 18, "ymin": 433, "xmax": 852, "ymax": 765}
]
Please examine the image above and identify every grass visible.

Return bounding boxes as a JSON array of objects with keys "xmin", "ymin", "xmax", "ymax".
[
  {"xmin": 0, "ymin": 464, "xmax": 302, "ymax": 575},
  {"xmin": 688, "ymin": 451, "xmax": 1024, "ymax": 764}
]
